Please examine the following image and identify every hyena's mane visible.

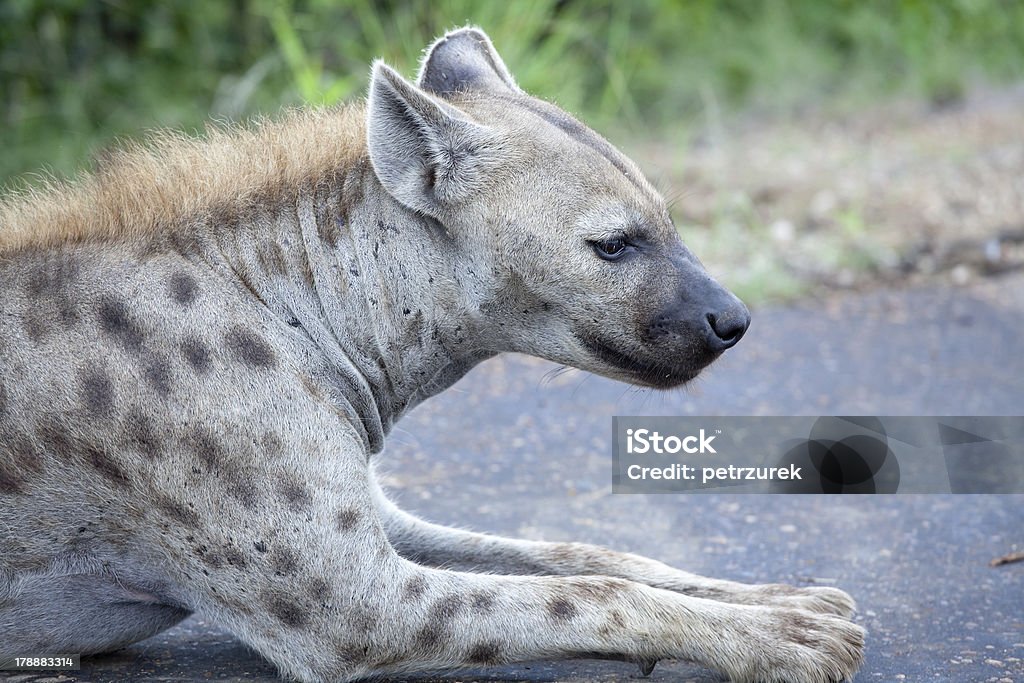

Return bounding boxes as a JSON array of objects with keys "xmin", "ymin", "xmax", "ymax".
[{"xmin": 0, "ymin": 105, "xmax": 366, "ymax": 253}]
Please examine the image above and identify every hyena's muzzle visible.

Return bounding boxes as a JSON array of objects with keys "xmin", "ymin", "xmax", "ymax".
[
  {"xmin": 578, "ymin": 247, "xmax": 750, "ymax": 390},
  {"xmin": 650, "ymin": 251, "xmax": 751, "ymax": 354}
]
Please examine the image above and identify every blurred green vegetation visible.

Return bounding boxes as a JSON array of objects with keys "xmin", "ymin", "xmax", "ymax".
[{"xmin": 3, "ymin": 0, "xmax": 1024, "ymax": 189}]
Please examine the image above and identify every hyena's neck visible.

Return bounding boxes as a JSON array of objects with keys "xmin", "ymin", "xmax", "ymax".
[{"xmin": 208, "ymin": 158, "xmax": 498, "ymax": 453}]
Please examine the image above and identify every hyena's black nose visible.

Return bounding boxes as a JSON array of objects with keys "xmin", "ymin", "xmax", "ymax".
[{"xmin": 705, "ymin": 303, "xmax": 750, "ymax": 351}]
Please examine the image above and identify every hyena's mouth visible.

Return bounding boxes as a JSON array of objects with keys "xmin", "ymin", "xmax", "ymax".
[{"xmin": 575, "ymin": 331, "xmax": 708, "ymax": 389}]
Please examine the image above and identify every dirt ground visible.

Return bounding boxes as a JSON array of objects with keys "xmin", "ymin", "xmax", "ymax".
[{"xmin": 633, "ymin": 83, "xmax": 1024, "ymax": 302}]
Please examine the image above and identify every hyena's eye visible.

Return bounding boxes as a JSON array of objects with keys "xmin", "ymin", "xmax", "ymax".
[{"xmin": 592, "ymin": 238, "xmax": 630, "ymax": 261}]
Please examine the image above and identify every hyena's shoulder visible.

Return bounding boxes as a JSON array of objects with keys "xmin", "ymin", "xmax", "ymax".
[{"xmin": 0, "ymin": 243, "xmax": 365, "ymax": 559}]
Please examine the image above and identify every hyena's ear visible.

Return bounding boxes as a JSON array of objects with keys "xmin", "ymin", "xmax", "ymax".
[
  {"xmin": 366, "ymin": 61, "xmax": 505, "ymax": 217},
  {"xmin": 417, "ymin": 26, "xmax": 520, "ymax": 96}
]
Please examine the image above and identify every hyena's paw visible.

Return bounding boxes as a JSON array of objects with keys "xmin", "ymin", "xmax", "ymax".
[
  {"xmin": 665, "ymin": 579, "xmax": 857, "ymax": 618},
  {"xmin": 727, "ymin": 607, "xmax": 865, "ymax": 683},
  {"xmin": 747, "ymin": 584, "xmax": 858, "ymax": 619}
]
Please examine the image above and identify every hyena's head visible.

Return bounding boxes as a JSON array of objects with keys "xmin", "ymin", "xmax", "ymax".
[{"xmin": 366, "ymin": 27, "xmax": 749, "ymax": 389}]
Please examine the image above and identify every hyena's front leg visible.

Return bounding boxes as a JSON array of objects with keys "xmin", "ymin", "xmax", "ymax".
[
  {"xmin": 373, "ymin": 487, "xmax": 857, "ymax": 618},
  {"xmin": 216, "ymin": 549, "xmax": 863, "ymax": 683}
]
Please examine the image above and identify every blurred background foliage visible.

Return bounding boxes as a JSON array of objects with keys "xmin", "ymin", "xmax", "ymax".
[
  {"xmin": 3, "ymin": 1, "xmax": 1024, "ymax": 305},
  {"xmin": 3, "ymin": 0, "xmax": 1024, "ymax": 188}
]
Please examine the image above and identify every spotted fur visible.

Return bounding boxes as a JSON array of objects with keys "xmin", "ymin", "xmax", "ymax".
[{"xmin": 0, "ymin": 26, "xmax": 861, "ymax": 683}]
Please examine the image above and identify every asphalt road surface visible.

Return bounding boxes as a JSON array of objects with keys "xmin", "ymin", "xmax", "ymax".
[{"xmin": 7, "ymin": 274, "xmax": 1023, "ymax": 683}]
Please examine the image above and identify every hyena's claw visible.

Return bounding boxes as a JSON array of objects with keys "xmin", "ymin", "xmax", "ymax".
[{"xmin": 638, "ymin": 658, "xmax": 657, "ymax": 676}]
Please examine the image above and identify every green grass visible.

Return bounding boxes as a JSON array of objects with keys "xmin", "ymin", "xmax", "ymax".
[{"xmin": 3, "ymin": 0, "xmax": 1024, "ymax": 190}]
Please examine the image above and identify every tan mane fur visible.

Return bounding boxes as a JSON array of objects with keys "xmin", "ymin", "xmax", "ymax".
[{"xmin": 0, "ymin": 104, "xmax": 367, "ymax": 254}]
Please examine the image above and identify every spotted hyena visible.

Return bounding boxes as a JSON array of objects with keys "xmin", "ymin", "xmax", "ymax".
[{"xmin": 0, "ymin": 27, "xmax": 863, "ymax": 683}]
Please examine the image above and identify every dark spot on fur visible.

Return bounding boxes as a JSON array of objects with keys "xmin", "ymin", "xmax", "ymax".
[
  {"xmin": 9, "ymin": 436, "xmax": 42, "ymax": 475},
  {"xmin": 317, "ymin": 216, "xmax": 341, "ymax": 247},
  {"xmin": 22, "ymin": 313, "xmax": 51, "ymax": 341},
  {"xmin": 254, "ymin": 540, "xmax": 268, "ymax": 553},
  {"xmin": 547, "ymin": 597, "xmax": 577, "ymax": 621},
  {"xmin": 277, "ymin": 477, "xmax": 311, "ymax": 509},
  {"xmin": 0, "ymin": 464, "xmax": 25, "ymax": 494},
  {"xmin": 271, "ymin": 547, "xmax": 299, "ymax": 576},
  {"xmin": 403, "ymin": 575, "xmax": 428, "ymax": 602},
  {"xmin": 36, "ymin": 416, "xmax": 74, "ymax": 459},
  {"xmin": 431, "ymin": 594, "xmax": 464, "ymax": 621},
  {"xmin": 610, "ymin": 609, "xmax": 625, "ymax": 629},
  {"xmin": 25, "ymin": 258, "xmax": 79, "ymax": 298},
  {"xmin": 79, "ymin": 368, "xmax": 115, "ymax": 417},
  {"xmin": 180, "ymin": 336, "xmax": 212, "ymax": 374},
  {"xmin": 572, "ymin": 577, "xmax": 628, "ymax": 602},
  {"xmin": 186, "ymin": 432, "xmax": 260, "ymax": 508},
  {"xmin": 126, "ymin": 409, "xmax": 161, "ymax": 458},
  {"xmin": 348, "ymin": 605, "xmax": 378, "ymax": 633},
  {"xmin": 21, "ymin": 258, "xmax": 81, "ymax": 339},
  {"xmin": 257, "ymin": 241, "xmax": 289, "ymax": 276},
  {"xmin": 414, "ymin": 593, "xmax": 464, "ymax": 649},
  {"xmin": 225, "ymin": 476, "xmax": 260, "ymax": 509},
  {"xmin": 85, "ymin": 446, "xmax": 130, "ymax": 488},
  {"xmin": 470, "ymin": 590, "xmax": 497, "ymax": 612},
  {"xmin": 307, "ymin": 577, "xmax": 331, "ymax": 602},
  {"xmin": 416, "ymin": 624, "xmax": 443, "ymax": 648},
  {"xmin": 300, "ymin": 374, "xmax": 326, "ymax": 402},
  {"xmin": 98, "ymin": 297, "xmax": 146, "ymax": 353},
  {"xmin": 336, "ymin": 508, "xmax": 360, "ymax": 532},
  {"xmin": 143, "ymin": 353, "xmax": 173, "ymax": 395},
  {"xmin": 166, "ymin": 232, "xmax": 206, "ymax": 257},
  {"xmin": 185, "ymin": 427, "xmax": 224, "ymax": 469},
  {"xmin": 224, "ymin": 326, "xmax": 276, "ymax": 368},
  {"xmin": 155, "ymin": 496, "xmax": 200, "ymax": 528},
  {"xmin": 466, "ymin": 642, "xmax": 503, "ymax": 665},
  {"xmin": 196, "ymin": 544, "xmax": 224, "ymax": 569},
  {"xmin": 261, "ymin": 431, "xmax": 284, "ymax": 455},
  {"xmin": 169, "ymin": 272, "xmax": 199, "ymax": 306},
  {"xmin": 224, "ymin": 547, "xmax": 248, "ymax": 568},
  {"xmin": 266, "ymin": 595, "xmax": 307, "ymax": 628},
  {"xmin": 549, "ymin": 544, "xmax": 595, "ymax": 566}
]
